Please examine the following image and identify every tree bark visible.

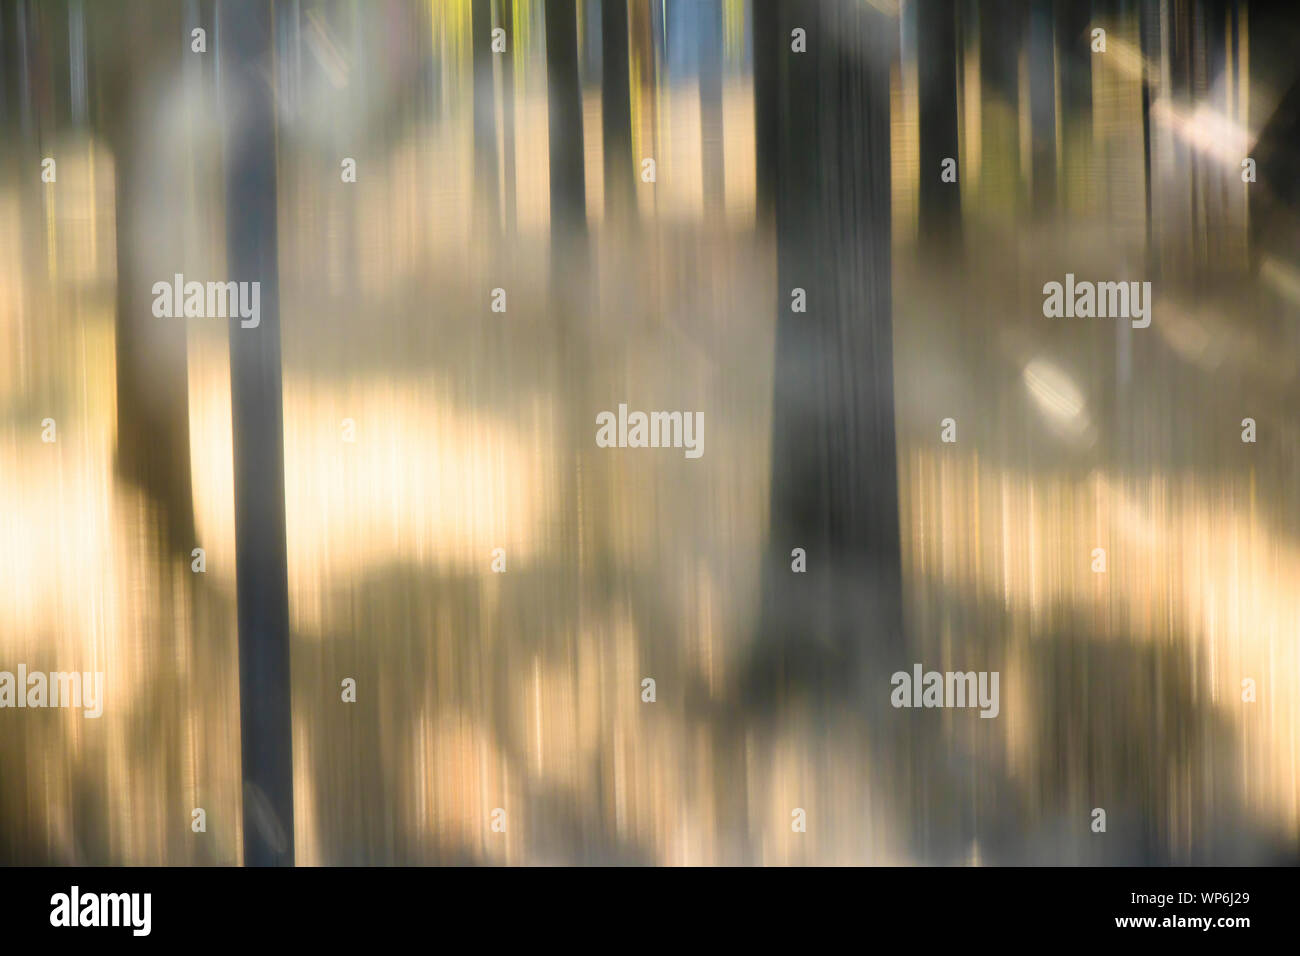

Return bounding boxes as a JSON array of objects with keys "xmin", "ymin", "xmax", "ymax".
[
  {"xmin": 220, "ymin": 0, "xmax": 295, "ymax": 868},
  {"xmin": 755, "ymin": 0, "xmax": 902, "ymax": 698},
  {"xmin": 918, "ymin": 0, "xmax": 962, "ymax": 244},
  {"xmin": 601, "ymin": 0, "xmax": 635, "ymax": 225}
]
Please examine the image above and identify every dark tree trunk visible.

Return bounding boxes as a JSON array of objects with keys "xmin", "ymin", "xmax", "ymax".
[
  {"xmin": 220, "ymin": 0, "xmax": 295, "ymax": 868},
  {"xmin": 1027, "ymin": 0, "xmax": 1057, "ymax": 215},
  {"xmin": 545, "ymin": 0, "xmax": 588, "ymax": 249},
  {"xmin": 917, "ymin": 0, "xmax": 961, "ymax": 244},
  {"xmin": 601, "ymin": 0, "xmax": 634, "ymax": 224},
  {"xmin": 753, "ymin": 0, "xmax": 902, "ymax": 701},
  {"xmin": 544, "ymin": 0, "xmax": 589, "ymax": 607}
]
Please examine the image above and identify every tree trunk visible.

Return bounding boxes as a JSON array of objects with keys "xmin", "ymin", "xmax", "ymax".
[
  {"xmin": 601, "ymin": 0, "xmax": 634, "ymax": 225},
  {"xmin": 918, "ymin": 0, "xmax": 962, "ymax": 244},
  {"xmin": 220, "ymin": 0, "xmax": 295, "ymax": 868},
  {"xmin": 97, "ymin": 0, "xmax": 196, "ymax": 555},
  {"xmin": 473, "ymin": 0, "xmax": 499, "ymax": 235},
  {"xmin": 754, "ymin": 0, "xmax": 902, "ymax": 700},
  {"xmin": 544, "ymin": 0, "xmax": 589, "ymax": 642},
  {"xmin": 698, "ymin": 0, "xmax": 725, "ymax": 219}
]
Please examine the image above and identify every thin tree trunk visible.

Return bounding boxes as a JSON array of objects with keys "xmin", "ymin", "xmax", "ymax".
[
  {"xmin": 473, "ymin": 0, "xmax": 499, "ymax": 235},
  {"xmin": 220, "ymin": 0, "xmax": 295, "ymax": 868},
  {"xmin": 546, "ymin": 0, "xmax": 587, "ymax": 249},
  {"xmin": 501, "ymin": 0, "xmax": 518, "ymax": 235},
  {"xmin": 918, "ymin": 0, "xmax": 961, "ymax": 245},
  {"xmin": 1027, "ymin": 0, "xmax": 1057, "ymax": 216},
  {"xmin": 698, "ymin": 0, "xmax": 725, "ymax": 220},
  {"xmin": 601, "ymin": 0, "xmax": 634, "ymax": 225},
  {"xmin": 544, "ymin": 0, "xmax": 589, "ymax": 643}
]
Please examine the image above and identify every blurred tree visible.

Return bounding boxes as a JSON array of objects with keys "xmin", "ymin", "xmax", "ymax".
[
  {"xmin": 545, "ymin": 0, "xmax": 589, "ymax": 618},
  {"xmin": 918, "ymin": 0, "xmax": 962, "ymax": 244},
  {"xmin": 545, "ymin": 0, "xmax": 587, "ymax": 249},
  {"xmin": 698, "ymin": 0, "xmax": 725, "ymax": 219},
  {"xmin": 88, "ymin": 0, "xmax": 196, "ymax": 554},
  {"xmin": 473, "ymin": 0, "xmax": 500, "ymax": 234},
  {"xmin": 753, "ymin": 0, "xmax": 903, "ymax": 697},
  {"xmin": 501, "ymin": 0, "xmax": 519, "ymax": 234},
  {"xmin": 602, "ymin": 0, "xmax": 635, "ymax": 224},
  {"xmin": 1027, "ymin": 0, "xmax": 1057, "ymax": 215},
  {"xmin": 220, "ymin": 0, "xmax": 295, "ymax": 868}
]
